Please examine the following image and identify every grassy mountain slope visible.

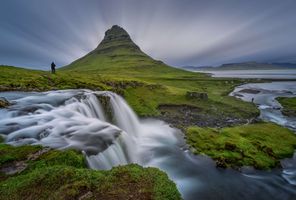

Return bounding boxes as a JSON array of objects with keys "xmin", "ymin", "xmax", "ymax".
[{"xmin": 62, "ymin": 25, "xmax": 188, "ymax": 77}]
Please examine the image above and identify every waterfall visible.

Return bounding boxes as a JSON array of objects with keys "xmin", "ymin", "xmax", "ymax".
[
  {"xmin": 2, "ymin": 89, "xmax": 296, "ymax": 199},
  {"xmin": 0, "ymin": 90, "xmax": 143, "ymax": 169}
]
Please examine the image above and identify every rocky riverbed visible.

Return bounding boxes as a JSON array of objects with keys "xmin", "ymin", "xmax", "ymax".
[{"xmin": 158, "ymin": 104, "xmax": 255, "ymax": 130}]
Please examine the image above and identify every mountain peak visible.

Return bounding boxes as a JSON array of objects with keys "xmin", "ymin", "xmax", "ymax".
[
  {"xmin": 105, "ymin": 25, "xmax": 130, "ymax": 39},
  {"xmin": 95, "ymin": 25, "xmax": 139, "ymax": 52},
  {"xmin": 65, "ymin": 25, "xmax": 181, "ymax": 73}
]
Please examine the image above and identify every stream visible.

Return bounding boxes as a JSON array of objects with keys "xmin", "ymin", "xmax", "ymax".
[{"xmin": 0, "ymin": 87, "xmax": 295, "ymax": 200}]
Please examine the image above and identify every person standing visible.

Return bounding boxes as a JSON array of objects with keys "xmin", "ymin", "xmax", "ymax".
[{"xmin": 51, "ymin": 62, "xmax": 56, "ymax": 74}]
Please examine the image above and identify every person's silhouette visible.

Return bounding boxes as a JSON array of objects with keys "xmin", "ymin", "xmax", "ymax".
[{"xmin": 51, "ymin": 62, "xmax": 56, "ymax": 74}]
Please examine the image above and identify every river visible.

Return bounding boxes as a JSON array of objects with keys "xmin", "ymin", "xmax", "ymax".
[{"xmin": 0, "ymin": 88, "xmax": 295, "ymax": 200}]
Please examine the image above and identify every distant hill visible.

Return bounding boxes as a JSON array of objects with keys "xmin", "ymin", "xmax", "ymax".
[
  {"xmin": 62, "ymin": 25, "xmax": 186, "ymax": 75},
  {"xmin": 182, "ymin": 62, "xmax": 296, "ymax": 71},
  {"xmin": 271, "ymin": 62, "xmax": 296, "ymax": 68}
]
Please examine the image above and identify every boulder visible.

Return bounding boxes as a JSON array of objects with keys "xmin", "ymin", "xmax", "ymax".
[
  {"xmin": 225, "ymin": 142, "xmax": 237, "ymax": 151},
  {"xmin": 239, "ymin": 89, "xmax": 260, "ymax": 94},
  {"xmin": 186, "ymin": 92, "xmax": 208, "ymax": 100},
  {"xmin": 0, "ymin": 97, "xmax": 10, "ymax": 108},
  {"xmin": 95, "ymin": 94, "xmax": 113, "ymax": 122}
]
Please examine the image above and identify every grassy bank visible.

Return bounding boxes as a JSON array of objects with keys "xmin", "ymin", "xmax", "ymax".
[
  {"xmin": 0, "ymin": 65, "xmax": 259, "ymax": 127},
  {"xmin": 0, "ymin": 142, "xmax": 181, "ymax": 200},
  {"xmin": 277, "ymin": 97, "xmax": 296, "ymax": 117},
  {"xmin": 186, "ymin": 122, "xmax": 296, "ymax": 169}
]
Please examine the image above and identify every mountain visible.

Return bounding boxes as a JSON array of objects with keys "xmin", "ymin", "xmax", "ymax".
[
  {"xmin": 63, "ymin": 25, "xmax": 185, "ymax": 75},
  {"xmin": 182, "ymin": 62, "xmax": 296, "ymax": 71},
  {"xmin": 182, "ymin": 65, "xmax": 213, "ymax": 71},
  {"xmin": 271, "ymin": 62, "xmax": 296, "ymax": 68}
]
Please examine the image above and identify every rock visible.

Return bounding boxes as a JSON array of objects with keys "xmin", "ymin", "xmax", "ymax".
[
  {"xmin": 238, "ymin": 89, "xmax": 260, "ymax": 94},
  {"xmin": 216, "ymin": 157, "xmax": 227, "ymax": 168},
  {"xmin": 95, "ymin": 94, "xmax": 114, "ymax": 122},
  {"xmin": 234, "ymin": 93, "xmax": 244, "ymax": 97},
  {"xmin": 186, "ymin": 92, "xmax": 208, "ymax": 100},
  {"xmin": 0, "ymin": 97, "xmax": 10, "ymax": 108},
  {"xmin": 157, "ymin": 104, "xmax": 251, "ymax": 130},
  {"xmin": 282, "ymin": 110, "xmax": 296, "ymax": 117},
  {"xmin": 0, "ymin": 147, "xmax": 50, "ymax": 175},
  {"xmin": 79, "ymin": 191, "xmax": 93, "ymax": 200},
  {"xmin": 225, "ymin": 142, "xmax": 237, "ymax": 151},
  {"xmin": 0, "ymin": 161, "xmax": 27, "ymax": 175}
]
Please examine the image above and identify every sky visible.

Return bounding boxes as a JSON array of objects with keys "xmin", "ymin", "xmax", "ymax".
[{"xmin": 0, "ymin": 0, "xmax": 296, "ymax": 70}]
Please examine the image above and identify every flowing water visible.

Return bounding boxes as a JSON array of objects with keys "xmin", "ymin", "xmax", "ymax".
[
  {"xmin": 231, "ymin": 81, "xmax": 296, "ymax": 188},
  {"xmin": 230, "ymin": 81, "xmax": 296, "ymax": 132},
  {"xmin": 0, "ymin": 89, "xmax": 296, "ymax": 200}
]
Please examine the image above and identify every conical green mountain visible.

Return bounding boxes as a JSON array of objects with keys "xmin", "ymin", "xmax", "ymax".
[{"xmin": 63, "ymin": 25, "xmax": 186, "ymax": 75}]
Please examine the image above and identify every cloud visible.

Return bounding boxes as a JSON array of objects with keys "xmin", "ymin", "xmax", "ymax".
[{"xmin": 0, "ymin": 0, "xmax": 295, "ymax": 69}]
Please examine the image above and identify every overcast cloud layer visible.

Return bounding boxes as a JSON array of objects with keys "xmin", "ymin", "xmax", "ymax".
[{"xmin": 0, "ymin": 0, "xmax": 296, "ymax": 69}]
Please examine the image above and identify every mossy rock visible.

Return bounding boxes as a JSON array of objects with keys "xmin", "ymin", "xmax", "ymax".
[
  {"xmin": 0, "ymin": 144, "xmax": 43, "ymax": 166},
  {"xmin": 186, "ymin": 91, "xmax": 208, "ymax": 100},
  {"xmin": 0, "ymin": 143, "xmax": 181, "ymax": 200},
  {"xmin": 277, "ymin": 97, "xmax": 296, "ymax": 117},
  {"xmin": 0, "ymin": 97, "xmax": 10, "ymax": 108},
  {"xmin": 0, "ymin": 164, "xmax": 181, "ymax": 200},
  {"xmin": 186, "ymin": 122, "xmax": 296, "ymax": 170}
]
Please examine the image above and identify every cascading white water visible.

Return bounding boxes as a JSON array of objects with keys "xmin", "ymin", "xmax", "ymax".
[{"xmin": 0, "ymin": 90, "xmax": 142, "ymax": 169}]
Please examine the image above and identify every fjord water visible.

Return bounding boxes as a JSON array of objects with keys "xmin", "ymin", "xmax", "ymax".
[
  {"xmin": 0, "ymin": 90, "xmax": 295, "ymax": 199},
  {"xmin": 195, "ymin": 69, "xmax": 296, "ymax": 79}
]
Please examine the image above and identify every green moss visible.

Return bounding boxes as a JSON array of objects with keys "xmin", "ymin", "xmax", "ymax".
[
  {"xmin": 25, "ymin": 149, "xmax": 86, "ymax": 173},
  {"xmin": 0, "ymin": 164, "xmax": 181, "ymax": 200},
  {"xmin": 0, "ymin": 144, "xmax": 181, "ymax": 200},
  {"xmin": 186, "ymin": 123, "xmax": 296, "ymax": 169},
  {"xmin": 0, "ymin": 144, "xmax": 42, "ymax": 166},
  {"xmin": 277, "ymin": 97, "xmax": 296, "ymax": 117}
]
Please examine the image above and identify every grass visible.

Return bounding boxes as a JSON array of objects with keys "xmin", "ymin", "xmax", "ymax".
[
  {"xmin": 0, "ymin": 64, "xmax": 259, "ymax": 123},
  {"xmin": 277, "ymin": 97, "xmax": 296, "ymax": 117},
  {"xmin": 0, "ymin": 143, "xmax": 181, "ymax": 200},
  {"xmin": 0, "ymin": 165, "xmax": 181, "ymax": 200},
  {"xmin": 0, "ymin": 144, "xmax": 42, "ymax": 166},
  {"xmin": 186, "ymin": 122, "xmax": 296, "ymax": 169}
]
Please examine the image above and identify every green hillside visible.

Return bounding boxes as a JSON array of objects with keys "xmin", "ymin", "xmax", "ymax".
[{"xmin": 62, "ymin": 25, "xmax": 188, "ymax": 77}]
